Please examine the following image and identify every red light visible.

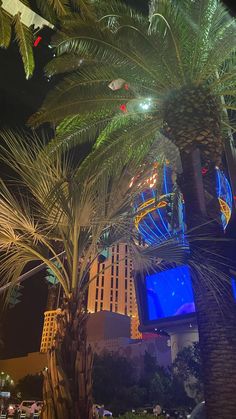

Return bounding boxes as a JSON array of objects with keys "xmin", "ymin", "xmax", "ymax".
[
  {"xmin": 201, "ymin": 167, "xmax": 208, "ymax": 175},
  {"xmin": 234, "ymin": 196, "xmax": 236, "ymax": 200},
  {"xmin": 34, "ymin": 36, "xmax": 42, "ymax": 47},
  {"xmin": 120, "ymin": 104, "xmax": 127, "ymax": 113},
  {"xmin": 124, "ymin": 83, "xmax": 129, "ymax": 90}
]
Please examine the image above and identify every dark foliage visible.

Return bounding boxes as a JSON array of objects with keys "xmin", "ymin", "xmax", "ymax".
[
  {"xmin": 15, "ymin": 374, "xmax": 43, "ymax": 399},
  {"xmin": 93, "ymin": 352, "xmax": 192, "ymax": 416}
]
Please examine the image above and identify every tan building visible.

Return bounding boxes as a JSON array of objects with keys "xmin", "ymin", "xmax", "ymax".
[
  {"xmin": 87, "ymin": 243, "xmax": 141, "ymax": 339},
  {"xmin": 40, "ymin": 243, "xmax": 141, "ymax": 352},
  {"xmin": 40, "ymin": 309, "xmax": 61, "ymax": 353}
]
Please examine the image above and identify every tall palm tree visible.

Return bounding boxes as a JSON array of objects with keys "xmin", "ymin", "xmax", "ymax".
[
  {"xmin": 29, "ymin": 1, "xmax": 236, "ymax": 418},
  {"xmin": 0, "ymin": 131, "xmax": 184, "ymax": 419}
]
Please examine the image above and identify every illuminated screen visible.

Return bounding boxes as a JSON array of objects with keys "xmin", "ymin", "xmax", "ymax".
[{"xmin": 146, "ymin": 265, "xmax": 195, "ymax": 321}]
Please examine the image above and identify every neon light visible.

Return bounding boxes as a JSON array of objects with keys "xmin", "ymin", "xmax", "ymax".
[
  {"xmin": 152, "ymin": 189, "xmax": 171, "ymax": 237},
  {"xmin": 120, "ymin": 104, "xmax": 127, "ymax": 113},
  {"xmin": 141, "ymin": 193, "xmax": 167, "ymax": 240},
  {"xmin": 201, "ymin": 167, "xmax": 208, "ymax": 175},
  {"xmin": 34, "ymin": 36, "xmax": 42, "ymax": 47},
  {"xmin": 134, "ymin": 164, "xmax": 232, "ymax": 245},
  {"xmin": 134, "ymin": 199, "xmax": 168, "ymax": 228}
]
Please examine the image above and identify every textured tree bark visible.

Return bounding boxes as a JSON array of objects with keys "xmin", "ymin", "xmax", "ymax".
[
  {"xmin": 179, "ymin": 150, "xmax": 236, "ymax": 419},
  {"xmin": 41, "ymin": 295, "xmax": 94, "ymax": 419}
]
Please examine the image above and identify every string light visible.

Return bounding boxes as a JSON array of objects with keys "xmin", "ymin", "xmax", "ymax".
[
  {"xmin": 34, "ymin": 36, "xmax": 42, "ymax": 47},
  {"xmin": 120, "ymin": 104, "xmax": 127, "ymax": 113}
]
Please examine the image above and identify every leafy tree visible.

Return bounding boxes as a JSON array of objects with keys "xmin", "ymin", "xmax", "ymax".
[
  {"xmin": 93, "ymin": 353, "xmax": 140, "ymax": 415},
  {"xmin": 140, "ymin": 352, "xmax": 191, "ymax": 409},
  {"xmin": 31, "ymin": 2, "xmax": 236, "ymax": 417},
  {"xmin": 15, "ymin": 374, "xmax": 43, "ymax": 399},
  {"xmin": 93, "ymin": 351, "xmax": 190, "ymax": 416},
  {"xmin": 0, "ymin": 131, "xmax": 183, "ymax": 419},
  {"xmin": 173, "ymin": 343, "xmax": 204, "ymax": 402}
]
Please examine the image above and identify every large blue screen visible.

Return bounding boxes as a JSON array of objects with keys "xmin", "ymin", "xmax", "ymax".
[{"xmin": 146, "ymin": 265, "xmax": 196, "ymax": 321}]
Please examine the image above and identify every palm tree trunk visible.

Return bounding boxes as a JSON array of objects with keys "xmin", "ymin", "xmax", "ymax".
[
  {"xmin": 179, "ymin": 150, "xmax": 236, "ymax": 419},
  {"xmin": 41, "ymin": 295, "xmax": 94, "ymax": 419}
]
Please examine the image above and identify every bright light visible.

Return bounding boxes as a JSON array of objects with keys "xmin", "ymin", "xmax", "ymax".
[
  {"xmin": 140, "ymin": 103, "xmax": 149, "ymax": 110},
  {"xmin": 139, "ymin": 98, "xmax": 152, "ymax": 111}
]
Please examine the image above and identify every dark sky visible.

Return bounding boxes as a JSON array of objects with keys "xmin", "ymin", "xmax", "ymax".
[{"xmin": 0, "ymin": 31, "xmax": 53, "ymax": 358}]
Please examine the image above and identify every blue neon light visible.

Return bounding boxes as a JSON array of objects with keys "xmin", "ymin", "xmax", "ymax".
[
  {"xmin": 135, "ymin": 165, "xmax": 232, "ymax": 245},
  {"xmin": 231, "ymin": 278, "xmax": 236, "ymax": 300}
]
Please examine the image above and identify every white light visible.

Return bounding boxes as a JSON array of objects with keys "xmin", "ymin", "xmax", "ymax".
[{"xmin": 141, "ymin": 103, "xmax": 149, "ymax": 110}]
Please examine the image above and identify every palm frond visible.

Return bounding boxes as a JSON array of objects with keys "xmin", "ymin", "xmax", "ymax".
[
  {"xmin": 43, "ymin": 110, "xmax": 115, "ymax": 154},
  {"xmin": 47, "ymin": 0, "xmax": 70, "ymax": 17},
  {"xmin": 70, "ymin": 0, "xmax": 96, "ymax": 20},
  {"xmin": 45, "ymin": 54, "xmax": 86, "ymax": 76},
  {"xmin": 13, "ymin": 12, "xmax": 34, "ymax": 79},
  {"xmin": 35, "ymin": 0, "xmax": 58, "ymax": 23},
  {"xmin": 0, "ymin": 7, "xmax": 12, "ymax": 48}
]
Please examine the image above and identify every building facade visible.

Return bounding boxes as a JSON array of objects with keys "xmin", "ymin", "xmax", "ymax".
[
  {"xmin": 87, "ymin": 243, "xmax": 141, "ymax": 339},
  {"xmin": 40, "ymin": 243, "xmax": 141, "ymax": 352},
  {"xmin": 40, "ymin": 309, "xmax": 61, "ymax": 353}
]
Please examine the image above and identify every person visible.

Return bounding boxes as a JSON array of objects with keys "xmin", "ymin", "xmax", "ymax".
[
  {"xmin": 153, "ymin": 404, "xmax": 162, "ymax": 417},
  {"xmin": 30, "ymin": 402, "xmax": 38, "ymax": 418},
  {"xmin": 97, "ymin": 404, "xmax": 105, "ymax": 418}
]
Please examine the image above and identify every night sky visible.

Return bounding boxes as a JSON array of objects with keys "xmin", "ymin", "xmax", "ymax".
[{"xmin": 0, "ymin": 31, "xmax": 53, "ymax": 358}]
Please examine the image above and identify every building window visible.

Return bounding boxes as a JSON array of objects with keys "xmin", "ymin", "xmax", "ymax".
[
  {"xmin": 101, "ymin": 276, "xmax": 104, "ymax": 287},
  {"xmin": 110, "ymin": 290, "xmax": 113, "ymax": 301},
  {"xmin": 96, "ymin": 276, "xmax": 99, "ymax": 286},
  {"xmin": 95, "ymin": 301, "xmax": 98, "ymax": 312},
  {"xmin": 111, "ymin": 277, "xmax": 113, "ymax": 288},
  {"xmin": 101, "ymin": 289, "xmax": 104, "ymax": 300},
  {"xmin": 116, "ymin": 254, "xmax": 119, "ymax": 262},
  {"xmin": 125, "ymin": 267, "xmax": 128, "ymax": 278},
  {"xmin": 116, "ymin": 277, "xmax": 119, "ymax": 288},
  {"xmin": 117, "ymin": 244, "xmax": 119, "ymax": 253},
  {"xmin": 115, "ymin": 290, "xmax": 118, "ymax": 302},
  {"xmin": 110, "ymin": 303, "xmax": 113, "ymax": 311},
  {"xmin": 115, "ymin": 304, "xmax": 118, "ymax": 312},
  {"xmin": 97, "ymin": 262, "xmax": 100, "ymax": 273},
  {"xmin": 116, "ymin": 265, "xmax": 119, "ymax": 276},
  {"xmin": 125, "ymin": 244, "xmax": 128, "ymax": 253},
  {"xmin": 100, "ymin": 302, "xmax": 103, "ymax": 310},
  {"xmin": 112, "ymin": 255, "xmax": 114, "ymax": 264},
  {"xmin": 95, "ymin": 288, "xmax": 99, "ymax": 300},
  {"xmin": 111, "ymin": 265, "xmax": 114, "ymax": 276},
  {"xmin": 125, "ymin": 293, "xmax": 127, "ymax": 303}
]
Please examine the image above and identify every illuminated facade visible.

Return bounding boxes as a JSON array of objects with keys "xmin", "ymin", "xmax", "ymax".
[
  {"xmin": 40, "ymin": 309, "xmax": 61, "ymax": 353},
  {"xmin": 134, "ymin": 163, "xmax": 232, "ymax": 245},
  {"xmin": 40, "ymin": 244, "xmax": 141, "ymax": 352},
  {"xmin": 87, "ymin": 243, "xmax": 141, "ymax": 339}
]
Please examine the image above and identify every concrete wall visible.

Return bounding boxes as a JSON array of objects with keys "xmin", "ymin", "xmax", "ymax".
[{"xmin": 0, "ymin": 352, "xmax": 47, "ymax": 383}]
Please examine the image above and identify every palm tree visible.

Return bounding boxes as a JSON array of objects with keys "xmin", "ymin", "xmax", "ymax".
[
  {"xmin": 29, "ymin": 1, "xmax": 236, "ymax": 417},
  {"xmin": 0, "ymin": 131, "xmax": 184, "ymax": 419},
  {"xmin": 0, "ymin": 0, "xmax": 96, "ymax": 78}
]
